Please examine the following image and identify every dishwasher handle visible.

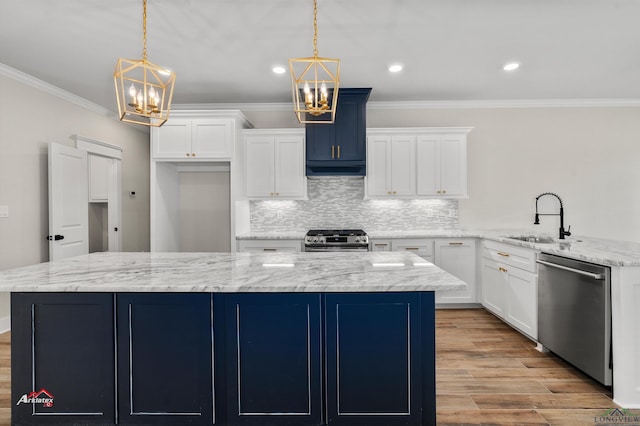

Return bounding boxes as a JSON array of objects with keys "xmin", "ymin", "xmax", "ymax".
[{"xmin": 536, "ymin": 259, "xmax": 605, "ymax": 280}]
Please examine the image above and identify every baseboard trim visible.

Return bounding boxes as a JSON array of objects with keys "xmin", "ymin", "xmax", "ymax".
[{"xmin": 0, "ymin": 316, "xmax": 10, "ymax": 333}]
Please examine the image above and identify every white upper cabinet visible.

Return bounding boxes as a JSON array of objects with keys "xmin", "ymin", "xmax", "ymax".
[
  {"xmin": 417, "ymin": 133, "xmax": 467, "ymax": 197},
  {"xmin": 244, "ymin": 129, "xmax": 306, "ymax": 199},
  {"xmin": 367, "ymin": 133, "xmax": 416, "ymax": 197},
  {"xmin": 152, "ymin": 117, "xmax": 233, "ymax": 160},
  {"xmin": 367, "ymin": 128, "xmax": 472, "ymax": 199}
]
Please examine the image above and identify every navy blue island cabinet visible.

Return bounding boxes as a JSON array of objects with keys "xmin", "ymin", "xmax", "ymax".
[
  {"xmin": 305, "ymin": 88, "xmax": 371, "ymax": 177},
  {"xmin": 11, "ymin": 291, "xmax": 435, "ymax": 426}
]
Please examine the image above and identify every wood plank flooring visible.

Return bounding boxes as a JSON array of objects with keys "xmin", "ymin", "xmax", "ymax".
[
  {"xmin": 0, "ymin": 309, "xmax": 621, "ymax": 425},
  {"xmin": 436, "ymin": 308, "xmax": 618, "ymax": 425}
]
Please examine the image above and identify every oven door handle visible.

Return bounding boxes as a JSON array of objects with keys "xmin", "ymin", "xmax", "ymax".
[{"xmin": 536, "ymin": 259, "xmax": 605, "ymax": 280}]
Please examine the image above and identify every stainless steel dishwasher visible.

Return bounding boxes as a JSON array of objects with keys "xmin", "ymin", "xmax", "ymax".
[{"xmin": 537, "ymin": 252, "xmax": 612, "ymax": 386}]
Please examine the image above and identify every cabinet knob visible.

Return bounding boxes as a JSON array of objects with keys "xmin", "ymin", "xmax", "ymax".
[
  {"xmin": 437, "ymin": 190, "xmax": 441, "ymax": 194},
  {"xmin": 442, "ymin": 190, "xmax": 446, "ymax": 194},
  {"xmin": 393, "ymin": 191, "xmax": 397, "ymax": 195},
  {"xmin": 186, "ymin": 153, "xmax": 190, "ymax": 157},
  {"xmin": 499, "ymin": 267, "xmax": 508, "ymax": 273},
  {"xmin": 192, "ymin": 153, "xmax": 196, "ymax": 157}
]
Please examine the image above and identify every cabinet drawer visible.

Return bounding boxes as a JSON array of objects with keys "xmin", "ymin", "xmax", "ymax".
[
  {"xmin": 391, "ymin": 239, "xmax": 434, "ymax": 256},
  {"xmin": 237, "ymin": 239, "xmax": 302, "ymax": 252},
  {"xmin": 370, "ymin": 240, "xmax": 392, "ymax": 251},
  {"xmin": 482, "ymin": 240, "xmax": 536, "ymax": 273}
]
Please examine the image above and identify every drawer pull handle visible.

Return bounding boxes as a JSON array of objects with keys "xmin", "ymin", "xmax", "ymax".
[
  {"xmin": 374, "ymin": 243, "xmax": 388, "ymax": 247},
  {"xmin": 405, "ymin": 247, "xmax": 420, "ymax": 251},
  {"xmin": 499, "ymin": 267, "xmax": 508, "ymax": 273},
  {"xmin": 449, "ymin": 242, "xmax": 463, "ymax": 245},
  {"xmin": 497, "ymin": 252, "xmax": 510, "ymax": 257},
  {"xmin": 263, "ymin": 248, "xmax": 277, "ymax": 252}
]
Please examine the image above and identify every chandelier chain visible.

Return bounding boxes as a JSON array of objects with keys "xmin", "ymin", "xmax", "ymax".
[
  {"xmin": 142, "ymin": 0, "xmax": 148, "ymax": 61},
  {"xmin": 312, "ymin": 0, "xmax": 318, "ymax": 57}
]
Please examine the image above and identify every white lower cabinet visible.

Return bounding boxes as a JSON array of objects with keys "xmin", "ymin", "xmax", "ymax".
[
  {"xmin": 481, "ymin": 241, "xmax": 538, "ymax": 339},
  {"xmin": 237, "ymin": 239, "xmax": 302, "ymax": 252},
  {"xmin": 369, "ymin": 240, "xmax": 392, "ymax": 251},
  {"xmin": 391, "ymin": 239, "xmax": 434, "ymax": 263},
  {"xmin": 434, "ymin": 239, "xmax": 477, "ymax": 304}
]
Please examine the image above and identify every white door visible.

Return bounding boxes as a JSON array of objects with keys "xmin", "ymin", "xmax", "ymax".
[
  {"xmin": 245, "ymin": 136, "xmax": 275, "ymax": 197},
  {"xmin": 440, "ymin": 134, "xmax": 467, "ymax": 196},
  {"xmin": 48, "ymin": 143, "xmax": 89, "ymax": 260},
  {"xmin": 366, "ymin": 135, "xmax": 391, "ymax": 196},
  {"xmin": 275, "ymin": 135, "xmax": 305, "ymax": 197},
  {"xmin": 416, "ymin": 134, "xmax": 440, "ymax": 196},
  {"xmin": 390, "ymin": 135, "xmax": 416, "ymax": 196}
]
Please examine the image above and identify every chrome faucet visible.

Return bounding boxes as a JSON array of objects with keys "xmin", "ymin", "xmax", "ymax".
[{"xmin": 534, "ymin": 192, "xmax": 571, "ymax": 239}]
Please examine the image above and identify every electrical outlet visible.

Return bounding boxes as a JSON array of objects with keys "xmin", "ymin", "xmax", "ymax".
[{"xmin": 0, "ymin": 205, "xmax": 8, "ymax": 218}]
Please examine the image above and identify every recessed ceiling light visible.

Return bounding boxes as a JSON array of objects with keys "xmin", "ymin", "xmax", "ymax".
[
  {"xmin": 503, "ymin": 62, "xmax": 520, "ymax": 71},
  {"xmin": 272, "ymin": 66, "xmax": 286, "ymax": 74},
  {"xmin": 388, "ymin": 64, "xmax": 403, "ymax": 73}
]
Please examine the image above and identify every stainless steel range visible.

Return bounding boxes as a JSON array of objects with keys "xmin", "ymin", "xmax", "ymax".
[{"xmin": 304, "ymin": 229, "xmax": 369, "ymax": 252}]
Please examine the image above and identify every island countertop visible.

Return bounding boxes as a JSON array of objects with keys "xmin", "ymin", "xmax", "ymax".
[{"xmin": 0, "ymin": 251, "xmax": 467, "ymax": 293}]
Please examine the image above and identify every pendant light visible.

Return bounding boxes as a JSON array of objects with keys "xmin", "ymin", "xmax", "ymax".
[
  {"xmin": 289, "ymin": 0, "xmax": 340, "ymax": 124},
  {"xmin": 114, "ymin": 0, "xmax": 176, "ymax": 127}
]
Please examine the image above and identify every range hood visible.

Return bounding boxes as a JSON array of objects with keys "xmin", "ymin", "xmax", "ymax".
[{"xmin": 305, "ymin": 88, "xmax": 371, "ymax": 177}]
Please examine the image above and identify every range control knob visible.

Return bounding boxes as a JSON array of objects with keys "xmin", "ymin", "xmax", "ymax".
[{"xmin": 313, "ymin": 237, "xmax": 319, "ymax": 243}]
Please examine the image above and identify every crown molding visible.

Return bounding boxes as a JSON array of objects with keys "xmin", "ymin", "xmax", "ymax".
[
  {"xmin": 175, "ymin": 98, "xmax": 640, "ymax": 112},
  {"xmin": 0, "ymin": 63, "xmax": 119, "ymax": 117}
]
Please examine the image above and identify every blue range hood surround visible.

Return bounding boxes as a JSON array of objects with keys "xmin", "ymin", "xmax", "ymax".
[{"xmin": 305, "ymin": 88, "xmax": 371, "ymax": 177}]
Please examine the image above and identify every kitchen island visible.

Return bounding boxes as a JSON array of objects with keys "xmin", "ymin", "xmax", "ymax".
[{"xmin": 0, "ymin": 251, "xmax": 465, "ymax": 426}]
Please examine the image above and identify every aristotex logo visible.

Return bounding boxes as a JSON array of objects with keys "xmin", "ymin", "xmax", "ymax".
[{"xmin": 16, "ymin": 388, "xmax": 54, "ymax": 408}]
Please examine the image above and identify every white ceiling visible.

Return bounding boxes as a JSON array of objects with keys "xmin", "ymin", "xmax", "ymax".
[{"xmin": 1, "ymin": 0, "xmax": 639, "ymax": 112}]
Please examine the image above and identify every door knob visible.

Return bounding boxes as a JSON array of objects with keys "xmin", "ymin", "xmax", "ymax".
[{"xmin": 46, "ymin": 235, "xmax": 64, "ymax": 241}]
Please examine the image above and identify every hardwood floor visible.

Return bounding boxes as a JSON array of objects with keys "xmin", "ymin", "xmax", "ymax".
[
  {"xmin": 436, "ymin": 308, "xmax": 617, "ymax": 425},
  {"xmin": 0, "ymin": 309, "xmax": 619, "ymax": 425}
]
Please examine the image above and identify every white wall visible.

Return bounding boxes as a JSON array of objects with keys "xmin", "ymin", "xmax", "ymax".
[
  {"xmin": 0, "ymin": 73, "xmax": 151, "ymax": 324},
  {"xmin": 242, "ymin": 105, "xmax": 640, "ymax": 242}
]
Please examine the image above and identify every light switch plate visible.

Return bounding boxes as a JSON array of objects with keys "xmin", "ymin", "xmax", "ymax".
[{"xmin": 0, "ymin": 205, "xmax": 8, "ymax": 218}]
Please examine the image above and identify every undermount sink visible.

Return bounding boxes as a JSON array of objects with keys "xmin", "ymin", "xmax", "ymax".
[{"xmin": 504, "ymin": 235, "xmax": 556, "ymax": 244}]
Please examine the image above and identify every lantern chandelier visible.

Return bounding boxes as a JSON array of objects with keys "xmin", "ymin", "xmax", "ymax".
[
  {"xmin": 114, "ymin": 0, "xmax": 176, "ymax": 127},
  {"xmin": 289, "ymin": 0, "xmax": 340, "ymax": 124}
]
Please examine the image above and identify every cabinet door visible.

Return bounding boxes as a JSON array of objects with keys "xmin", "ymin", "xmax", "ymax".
[
  {"xmin": 220, "ymin": 293, "xmax": 322, "ymax": 425},
  {"xmin": 440, "ymin": 134, "xmax": 467, "ymax": 196},
  {"xmin": 325, "ymin": 292, "xmax": 427, "ymax": 425},
  {"xmin": 506, "ymin": 268, "xmax": 538, "ymax": 339},
  {"xmin": 11, "ymin": 293, "xmax": 115, "ymax": 425},
  {"xmin": 434, "ymin": 240, "xmax": 477, "ymax": 304},
  {"xmin": 333, "ymin": 93, "xmax": 366, "ymax": 161},
  {"xmin": 237, "ymin": 239, "xmax": 302, "ymax": 252},
  {"xmin": 306, "ymin": 124, "xmax": 334, "ymax": 161},
  {"xmin": 192, "ymin": 119, "xmax": 233, "ymax": 159},
  {"xmin": 481, "ymin": 259, "xmax": 508, "ymax": 317},
  {"xmin": 88, "ymin": 154, "xmax": 110, "ymax": 202},
  {"xmin": 152, "ymin": 119, "xmax": 192, "ymax": 159},
  {"xmin": 117, "ymin": 293, "xmax": 214, "ymax": 425},
  {"xmin": 366, "ymin": 135, "xmax": 391, "ymax": 196},
  {"xmin": 415, "ymin": 134, "xmax": 440, "ymax": 196},
  {"xmin": 245, "ymin": 136, "xmax": 275, "ymax": 198},
  {"xmin": 275, "ymin": 135, "xmax": 305, "ymax": 197},
  {"xmin": 390, "ymin": 135, "xmax": 416, "ymax": 196}
]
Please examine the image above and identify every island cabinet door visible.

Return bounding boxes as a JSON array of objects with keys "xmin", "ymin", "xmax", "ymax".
[
  {"xmin": 217, "ymin": 293, "xmax": 323, "ymax": 425},
  {"xmin": 11, "ymin": 292, "xmax": 115, "ymax": 425},
  {"xmin": 324, "ymin": 292, "xmax": 434, "ymax": 426},
  {"xmin": 116, "ymin": 293, "xmax": 214, "ymax": 425}
]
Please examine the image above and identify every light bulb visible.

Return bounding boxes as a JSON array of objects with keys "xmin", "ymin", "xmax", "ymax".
[
  {"xmin": 128, "ymin": 83, "xmax": 137, "ymax": 98},
  {"xmin": 320, "ymin": 82, "xmax": 327, "ymax": 95},
  {"xmin": 303, "ymin": 82, "xmax": 310, "ymax": 94},
  {"xmin": 148, "ymin": 86, "xmax": 155, "ymax": 99},
  {"xmin": 137, "ymin": 90, "xmax": 143, "ymax": 104}
]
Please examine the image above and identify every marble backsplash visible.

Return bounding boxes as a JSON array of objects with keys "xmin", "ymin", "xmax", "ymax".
[{"xmin": 250, "ymin": 177, "xmax": 459, "ymax": 233}]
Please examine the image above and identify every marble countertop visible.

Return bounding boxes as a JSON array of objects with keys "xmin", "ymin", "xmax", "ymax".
[
  {"xmin": 0, "ymin": 252, "xmax": 467, "ymax": 293},
  {"xmin": 236, "ymin": 230, "xmax": 640, "ymax": 267}
]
